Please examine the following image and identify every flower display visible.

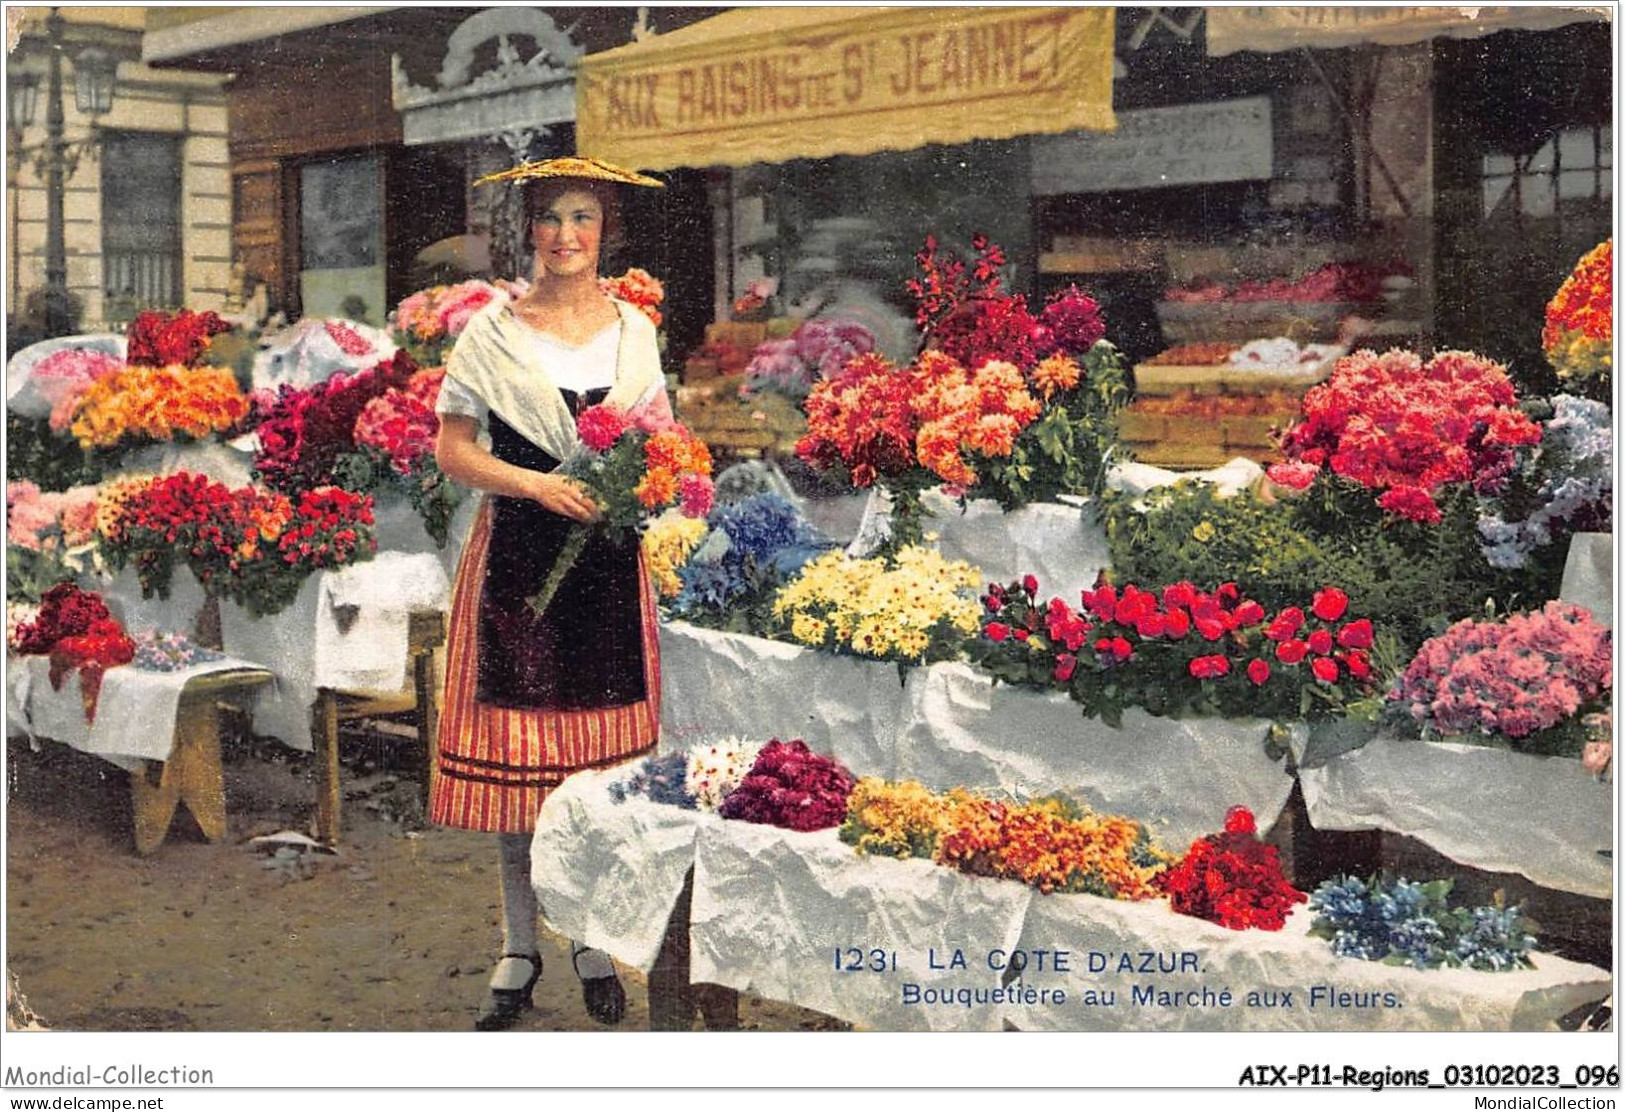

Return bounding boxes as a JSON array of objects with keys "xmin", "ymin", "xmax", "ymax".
[
  {"xmin": 600, "ymin": 268, "xmax": 665, "ymax": 328},
  {"xmin": 607, "ymin": 751, "xmax": 695, "ymax": 809},
  {"xmin": 1158, "ymin": 807, "xmax": 1305, "ymax": 930},
  {"xmin": 352, "ymin": 366, "xmax": 444, "ymax": 476},
  {"xmin": 669, "ymin": 493, "xmax": 835, "ymax": 631},
  {"xmin": 67, "ymin": 364, "xmax": 249, "ymax": 451},
  {"xmin": 771, "ymin": 545, "xmax": 982, "ymax": 665},
  {"xmin": 99, "ymin": 472, "xmax": 375, "ymax": 617},
  {"xmin": 253, "ymin": 351, "xmax": 419, "ymax": 493},
  {"xmin": 935, "ymin": 794, "xmax": 1170, "ymax": 899},
  {"xmin": 1478, "ymin": 395, "xmax": 1612, "ymax": 570},
  {"xmin": 1308, "ymin": 875, "xmax": 1536, "ymax": 971},
  {"xmin": 1267, "ymin": 348, "xmax": 1541, "ymax": 524},
  {"xmin": 1542, "ymin": 240, "xmax": 1611, "ymax": 392},
  {"xmin": 524, "ymin": 399, "xmax": 712, "ymax": 618},
  {"xmin": 839, "ymin": 778, "xmax": 985, "ymax": 860},
  {"xmin": 641, "ymin": 512, "xmax": 709, "ymax": 599},
  {"xmin": 716, "ymin": 739, "xmax": 857, "ymax": 832},
  {"xmin": 124, "ymin": 309, "xmax": 232, "ymax": 368},
  {"xmin": 10, "ymin": 583, "xmax": 134, "ymax": 723},
  {"xmin": 27, "ymin": 349, "xmax": 124, "ymax": 432},
  {"xmin": 392, "ymin": 280, "xmax": 510, "ymax": 364},
  {"xmin": 1581, "ymin": 712, "xmax": 1612, "ymax": 779},
  {"xmin": 1384, "ymin": 601, "xmax": 1611, "ymax": 756},
  {"xmin": 7, "ymin": 480, "xmax": 102, "ymax": 600},
  {"xmin": 741, "ymin": 319, "xmax": 877, "ymax": 401},
  {"xmin": 129, "ymin": 630, "xmax": 228, "ymax": 673},
  {"xmin": 1035, "ymin": 286, "xmax": 1107, "ymax": 359},
  {"xmin": 968, "ymin": 574, "xmax": 1382, "ymax": 724},
  {"xmin": 684, "ymin": 737, "xmax": 764, "ymax": 811}
]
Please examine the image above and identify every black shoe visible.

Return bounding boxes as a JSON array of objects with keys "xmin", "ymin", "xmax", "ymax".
[
  {"xmin": 474, "ymin": 952, "xmax": 541, "ymax": 1031},
  {"xmin": 571, "ymin": 944, "xmax": 626, "ymax": 1026}
]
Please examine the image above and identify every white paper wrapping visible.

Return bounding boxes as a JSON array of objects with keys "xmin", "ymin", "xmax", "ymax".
[
  {"xmin": 120, "ymin": 439, "xmax": 256, "ymax": 487},
  {"xmin": 1560, "ymin": 532, "xmax": 1612, "ymax": 626},
  {"xmin": 251, "ymin": 317, "xmax": 396, "ymax": 392},
  {"xmin": 1297, "ymin": 736, "xmax": 1612, "ymax": 899},
  {"xmin": 899, "ymin": 662, "xmax": 1295, "ymax": 853},
  {"xmin": 6, "ymin": 333, "xmax": 125, "ymax": 417},
  {"xmin": 218, "ymin": 553, "xmax": 450, "ymax": 750},
  {"xmin": 1106, "ymin": 457, "xmax": 1266, "ymax": 498},
  {"xmin": 689, "ymin": 819, "xmax": 1034, "ymax": 1031},
  {"xmin": 371, "ymin": 491, "xmax": 479, "ymax": 579},
  {"xmin": 657, "ymin": 622, "xmax": 904, "ymax": 777},
  {"xmin": 94, "ymin": 565, "xmax": 210, "ymax": 642},
  {"xmin": 530, "ymin": 765, "xmax": 713, "ymax": 973},
  {"xmin": 9, "ymin": 654, "xmax": 266, "ymax": 772},
  {"xmin": 1013, "ymin": 891, "xmax": 1611, "ymax": 1032},
  {"xmin": 920, "ymin": 491, "xmax": 1109, "ymax": 604}
]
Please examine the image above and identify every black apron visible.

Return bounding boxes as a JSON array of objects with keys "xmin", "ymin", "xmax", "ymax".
[{"xmin": 476, "ymin": 389, "xmax": 647, "ymax": 710}]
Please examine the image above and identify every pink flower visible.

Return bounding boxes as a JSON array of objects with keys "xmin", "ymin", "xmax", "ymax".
[
  {"xmin": 577, "ymin": 404, "xmax": 630, "ymax": 452},
  {"xmin": 1232, "ymin": 600, "xmax": 1266, "ymax": 627},
  {"xmin": 1376, "ymin": 485, "xmax": 1443, "ymax": 523},
  {"xmin": 679, "ymin": 473, "xmax": 714, "ymax": 519},
  {"xmin": 1266, "ymin": 460, "xmax": 1319, "ymax": 490}
]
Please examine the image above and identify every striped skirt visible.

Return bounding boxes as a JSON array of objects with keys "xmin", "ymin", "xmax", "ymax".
[{"xmin": 430, "ymin": 500, "xmax": 660, "ymax": 833}]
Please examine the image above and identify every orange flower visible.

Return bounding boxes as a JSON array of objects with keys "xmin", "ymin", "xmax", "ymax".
[
  {"xmin": 1030, "ymin": 353, "xmax": 1082, "ymax": 398},
  {"xmin": 963, "ymin": 413, "xmax": 1021, "ymax": 458},
  {"xmin": 634, "ymin": 468, "xmax": 678, "ymax": 509}
]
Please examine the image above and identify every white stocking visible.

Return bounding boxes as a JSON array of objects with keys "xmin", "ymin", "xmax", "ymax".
[{"xmin": 490, "ymin": 833, "xmax": 538, "ymax": 991}]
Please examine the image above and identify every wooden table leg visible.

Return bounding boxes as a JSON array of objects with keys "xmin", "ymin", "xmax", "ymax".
[
  {"xmin": 313, "ymin": 688, "xmax": 341, "ymax": 844},
  {"xmin": 414, "ymin": 649, "xmax": 437, "ymax": 812},
  {"xmin": 130, "ymin": 695, "xmax": 228, "ymax": 855}
]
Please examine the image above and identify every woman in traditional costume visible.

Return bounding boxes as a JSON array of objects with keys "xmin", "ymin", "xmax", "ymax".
[{"xmin": 431, "ymin": 156, "xmax": 667, "ymax": 1030}]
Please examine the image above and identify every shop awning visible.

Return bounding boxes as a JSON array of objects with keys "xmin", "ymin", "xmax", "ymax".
[
  {"xmin": 1207, "ymin": 5, "xmax": 1610, "ymax": 56},
  {"xmin": 574, "ymin": 6, "xmax": 1115, "ymax": 171}
]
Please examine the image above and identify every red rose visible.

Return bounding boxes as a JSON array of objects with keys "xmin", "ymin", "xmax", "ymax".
[
  {"xmin": 1194, "ymin": 617, "xmax": 1226, "ymax": 642},
  {"xmin": 1307, "ymin": 629, "xmax": 1334, "ymax": 655},
  {"xmin": 1336, "ymin": 619, "xmax": 1374, "ymax": 650},
  {"xmin": 1054, "ymin": 653, "xmax": 1077, "ymax": 682},
  {"xmin": 1232, "ymin": 600, "xmax": 1266, "ymax": 627},
  {"xmin": 1265, "ymin": 607, "xmax": 1305, "ymax": 642},
  {"xmin": 1247, "ymin": 658, "xmax": 1271, "ymax": 686},
  {"xmin": 1162, "ymin": 582, "xmax": 1199, "ymax": 610},
  {"xmin": 985, "ymin": 622, "xmax": 1010, "ymax": 642},
  {"xmin": 1275, "ymin": 639, "xmax": 1308, "ymax": 665},
  {"xmin": 1224, "ymin": 806, "xmax": 1256, "ymax": 835},
  {"xmin": 1311, "ymin": 658, "xmax": 1339, "ymax": 684},
  {"xmin": 1022, "ymin": 574, "xmax": 1039, "ymax": 596},
  {"xmin": 1136, "ymin": 613, "xmax": 1167, "ymax": 639},
  {"xmin": 1013, "ymin": 628, "xmax": 1029, "ymax": 642},
  {"xmin": 1189, "ymin": 654, "xmax": 1231, "ymax": 680},
  {"xmin": 1341, "ymin": 651, "xmax": 1372, "ymax": 680},
  {"xmin": 1162, "ymin": 609, "xmax": 1191, "ymax": 639},
  {"xmin": 1312, "ymin": 587, "xmax": 1349, "ymax": 622}
]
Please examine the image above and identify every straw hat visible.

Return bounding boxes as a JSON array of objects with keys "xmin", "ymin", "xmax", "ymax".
[{"xmin": 474, "ymin": 155, "xmax": 664, "ymax": 189}]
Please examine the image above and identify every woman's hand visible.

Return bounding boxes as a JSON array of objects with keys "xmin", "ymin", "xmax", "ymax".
[{"xmin": 526, "ymin": 472, "xmax": 599, "ymax": 523}]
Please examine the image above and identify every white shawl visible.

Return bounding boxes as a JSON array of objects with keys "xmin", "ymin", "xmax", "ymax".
[{"xmin": 443, "ymin": 298, "xmax": 664, "ymax": 462}]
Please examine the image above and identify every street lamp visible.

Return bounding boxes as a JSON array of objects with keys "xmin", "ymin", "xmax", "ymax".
[{"xmin": 9, "ymin": 8, "xmax": 120, "ymax": 337}]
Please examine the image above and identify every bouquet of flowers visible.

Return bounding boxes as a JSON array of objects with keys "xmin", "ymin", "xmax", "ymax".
[
  {"xmin": 1159, "ymin": 806, "xmax": 1305, "ymax": 930},
  {"xmin": 125, "ymin": 309, "xmax": 232, "ymax": 368},
  {"xmin": 600, "ymin": 268, "xmax": 665, "ymax": 329},
  {"xmin": 716, "ymin": 739, "xmax": 857, "ymax": 832},
  {"xmin": 253, "ymin": 351, "xmax": 419, "ymax": 492},
  {"xmin": 671, "ymin": 493, "xmax": 835, "ymax": 631},
  {"xmin": 1266, "ymin": 348, "xmax": 1542, "ymax": 525},
  {"xmin": 99, "ymin": 472, "xmax": 375, "ymax": 617},
  {"xmin": 968, "ymin": 575, "xmax": 1383, "ymax": 725},
  {"xmin": 1383, "ymin": 600, "xmax": 1611, "ymax": 756},
  {"xmin": 392, "ymin": 280, "xmax": 511, "ymax": 365},
  {"xmin": 1478, "ymin": 395, "xmax": 1612, "ymax": 571},
  {"xmin": 770, "ymin": 545, "xmax": 982, "ymax": 666},
  {"xmin": 27, "ymin": 348, "xmax": 124, "ymax": 432},
  {"xmin": 10, "ymin": 582, "xmax": 135, "ymax": 723},
  {"xmin": 7, "ymin": 480, "xmax": 101, "ymax": 600},
  {"xmin": 1309, "ymin": 875, "xmax": 1536, "ymax": 971},
  {"xmin": 608, "ymin": 751, "xmax": 696, "ymax": 808},
  {"xmin": 67, "ymin": 363, "xmax": 250, "ymax": 451},
  {"xmin": 741, "ymin": 319, "xmax": 876, "ymax": 401},
  {"xmin": 524, "ymin": 398, "xmax": 713, "ymax": 618},
  {"xmin": 935, "ymin": 793, "xmax": 1169, "ymax": 899},
  {"xmin": 1542, "ymin": 239, "xmax": 1611, "ymax": 397},
  {"xmin": 641, "ymin": 511, "xmax": 709, "ymax": 599}
]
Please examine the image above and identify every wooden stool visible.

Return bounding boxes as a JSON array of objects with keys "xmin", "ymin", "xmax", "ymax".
[
  {"xmin": 130, "ymin": 669, "xmax": 273, "ymax": 855},
  {"xmin": 311, "ymin": 611, "xmax": 445, "ymax": 844}
]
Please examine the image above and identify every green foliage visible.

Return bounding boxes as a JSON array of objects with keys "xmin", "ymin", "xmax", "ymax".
[
  {"xmin": 331, "ymin": 448, "xmax": 465, "ymax": 549},
  {"xmin": 976, "ymin": 341, "xmax": 1131, "ymax": 508},
  {"xmin": 6, "ymin": 414, "xmax": 110, "ymax": 491}
]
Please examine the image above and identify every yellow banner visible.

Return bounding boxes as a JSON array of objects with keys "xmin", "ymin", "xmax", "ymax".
[
  {"xmin": 575, "ymin": 6, "xmax": 1115, "ymax": 171},
  {"xmin": 1206, "ymin": 5, "xmax": 1609, "ymax": 56}
]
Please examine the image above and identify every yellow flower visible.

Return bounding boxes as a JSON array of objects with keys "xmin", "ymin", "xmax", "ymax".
[
  {"xmin": 641, "ymin": 514, "xmax": 707, "ymax": 598},
  {"xmin": 1191, "ymin": 520, "xmax": 1216, "ymax": 543},
  {"xmin": 790, "ymin": 613, "xmax": 828, "ymax": 645}
]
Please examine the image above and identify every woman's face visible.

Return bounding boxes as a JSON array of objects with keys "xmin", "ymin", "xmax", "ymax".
[{"xmin": 532, "ymin": 187, "xmax": 604, "ymax": 280}]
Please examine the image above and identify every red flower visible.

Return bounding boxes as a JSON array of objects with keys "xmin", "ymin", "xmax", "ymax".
[
  {"xmin": 1232, "ymin": 600, "xmax": 1266, "ymax": 627},
  {"xmin": 1162, "ymin": 582, "xmax": 1199, "ymax": 610},
  {"xmin": 1311, "ymin": 587, "xmax": 1349, "ymax": 622},
  {"xmin": 1022, "ymin": 574, "xmax": 1039, "ymax": 596},
  {"xmin": 1013, "ymin": 629, "xmax": 1029, "ymax": 642},
  {"xmin": 1194, "ymin": 616, "xmax": 1226, "ymax": 642},
  {"xmin": 1336, "ymin": 618, "xmax": 1374, "ymax": 649},
  {"xmin": 1136, "ymin": 612, "xmax": 1167, "ymax": 639},
  {"xmin": 1341, "ymin": 651, "xmax": 1372, "ymax": 681},
  {"xmin": 1247, "ymin": 658, "xmax": 1271, "ymax": 686},
  {"xmin": 1054, "ymin": 653, "xmax": 1077, "ymax": 682},
  {"xmin": 1189, "ymin": 654, "xmax": 1231, "ymax": 680},
  {"xmin": 986, "ymin": 622, "xmax": 1010, "ymax": 642},
  {"xmin": 1311, "ymin": 658, "xmax": 1340, "ymax": 684},
  {"xmin": 1162, "ymin": 608, "xmax": 1191, "ymax": 639},
  {"xmin": 1275, "ymin": 639, "xmax": 1309, "ymax": 665},
  {"xmin": 1265, "ymin": 607, "xmax": 1305, "ymax": 642},
  {"xmin": 1307, "ymin": 629, "xmax": 1334, "ymax": 656},
  {"xmin": 1224, "ymin": 806, "xmax": 1257, "ymax": 835},
  {"xmin": 578, "ymin": 404, "xmax": 631, "ymax": 452}
]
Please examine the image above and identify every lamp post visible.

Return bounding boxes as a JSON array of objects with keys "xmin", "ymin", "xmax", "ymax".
[{"xmin": 8, "ymin": 8, "xmax": 118, "ymax": 337}]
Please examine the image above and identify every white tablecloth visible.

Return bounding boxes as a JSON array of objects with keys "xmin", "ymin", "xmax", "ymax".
[
  {"xmin": 218, "ymin": 552, "xmax": 450, "ymax": 750},
  {"xmin": 1296, "ymin": 735, "xmax": 1612, "ymax": 900},
  {"xmin": 8, "ymin": 653, "xmax": 267, "ymax": 772}
]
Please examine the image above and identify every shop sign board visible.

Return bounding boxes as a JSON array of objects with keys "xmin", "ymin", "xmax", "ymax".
[{"xmin": 1031, "ymin": 96, "xmax": 1274, "ymax": 195}]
